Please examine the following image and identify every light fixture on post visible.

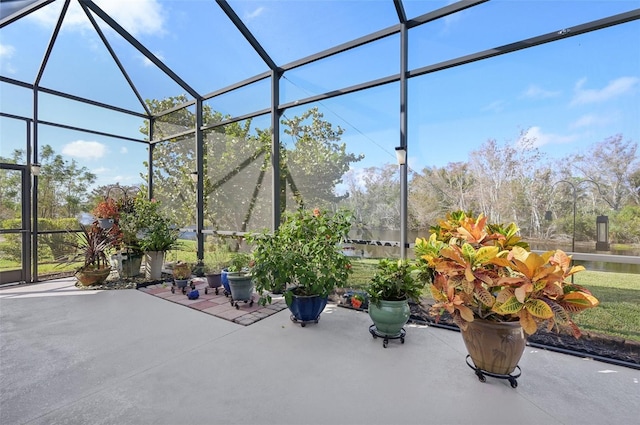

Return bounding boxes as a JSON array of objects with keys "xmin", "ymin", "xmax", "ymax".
[
  {"xmin": 395, "ymin": 146, "xmax": 406, "ymax": 166},
  {"xmin": 395, "ymin": 146, "xmax": 407, "ymax": 259},
  {"xmin": 595, "ymin": 215, "xmax": 610, "ymax": 251},
  {"xmin": 31, "ymin": 163, "xmax": 41, "ymax": 176},
  {"xmin": 190, "ymin": 170, "xmax": 198, "ymax": 183}
]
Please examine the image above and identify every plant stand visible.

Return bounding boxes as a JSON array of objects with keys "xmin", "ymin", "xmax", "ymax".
[
  {"xmin": 369, "ymin": 324, "xmax": 405, "ymax": 348},
  {"xmin": 290, "ymin": 315, "xmax": 320, "ymax": 327},
  {"xmin": 465, "ymin": 355, "xmax": 521, "ymax": 388},
  {"xmin": 171, "ymin": 279, "xmax": 194, "ymax": 295}
]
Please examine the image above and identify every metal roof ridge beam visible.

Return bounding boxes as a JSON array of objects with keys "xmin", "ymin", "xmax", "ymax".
[
  {"xmin": 81, "ymin": 0, "xmax": 201, "ymax": 99},
  {"xmin": 407, "ymin": 0, "xmax": 489, "ymax": 29},
  {"xmin": 202, "ymin": 71, "xmax": 271, "ymax": 101},
  {"xmin": 216, "ymin": 0, "xmax": 278, "ymax": 71},
  {"xmin": 394, "ymin": 0, "xmax": 407, "ymax": 23},
  {"xmin": 0, "ymin": 0, "xmax": 56, "ymax": 28},
  {"xmin": 409, "ymin": 8, "xmax": 640, "ymax": 78},
  {"xmin": 79, "ymin": 1, "xmax": 151, "ymax": 116},
  {"xmin": 281, "ymin": 25, "xmax": 399, "ymax": 72},
  {"xmin": 34, "ymin": 0, "xmax": 70, "ymax": 87}
]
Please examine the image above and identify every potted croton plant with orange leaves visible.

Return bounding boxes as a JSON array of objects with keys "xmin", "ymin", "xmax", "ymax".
[{"xmin": 415, "ymin": 210, "xmax": 599, "ymax": 381}]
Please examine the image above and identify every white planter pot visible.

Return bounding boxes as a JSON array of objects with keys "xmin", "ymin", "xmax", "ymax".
[{"xmin": 145, "ymin": 251, "xmax": 165, "ymax": 280}]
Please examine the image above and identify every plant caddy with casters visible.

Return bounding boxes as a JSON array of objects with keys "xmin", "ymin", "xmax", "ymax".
[{"xmin": 415, "ymin": 210, "xmax": 599, "ymax": 387}]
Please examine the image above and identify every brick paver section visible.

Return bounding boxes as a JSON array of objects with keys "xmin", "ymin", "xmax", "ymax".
[{"xmin": 138, "ymin": 278, "xmax": 287, "ymax": 326}]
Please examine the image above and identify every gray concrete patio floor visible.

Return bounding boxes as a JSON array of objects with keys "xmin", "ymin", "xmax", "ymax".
[{"xmin": 1, "ymin": 278, "xmax": 639, "ymax": 425}]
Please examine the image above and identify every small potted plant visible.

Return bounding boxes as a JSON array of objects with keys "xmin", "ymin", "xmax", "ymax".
[
  {"xmin": 171, "ymin": 261, "xmax": 192, "ymax": 294},
  {"xmin": 226, "ymin": 252, "xmax": 254, "ymax": 308},
  {"xmin": 365, "ymin": 258, "xmax": 425, "ymax": 346},
  {"xmin": 250, "ymin": 207, "xmax": 354, "ymax": 326},
  {"xmin": 203, "ymin": 246, "xmax": 230, "ymax": 295},
  {"xmin": 62, "ymin": 223, "xmax": 119, "ymax": 286},
  {"xmin": 92, "ymin": 197, "xmax": 119, "ymax": 230},
  {"xmin": 414, "ymin": 210, "xmax": 600, "ymax": 381}
]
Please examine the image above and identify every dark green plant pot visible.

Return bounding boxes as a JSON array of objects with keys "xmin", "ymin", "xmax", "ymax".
[
  {"xmin": 368, "ymin": 299, "xmax": 410, "ymax": 337},
  {"xmin": 121, "ymin": 254, "xmax": 143, "ymax": 277},
  {"xmin": 227, "ymin": 274, "xmax": 254, "ymax": 301}
]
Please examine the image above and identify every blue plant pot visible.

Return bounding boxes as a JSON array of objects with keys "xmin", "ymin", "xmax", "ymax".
[
  {"xmin": 221, "ymin": 268, "xmax": 230, "ymax": 293},
  {"xmin": 287, "ymin": 291, "xmax": 328, "ymax": 324}
]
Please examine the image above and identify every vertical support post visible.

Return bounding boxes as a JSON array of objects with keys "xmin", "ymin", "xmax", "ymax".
[
  {"xmin": 31, "ymin": 89, "xmax": 39, "ymax": 283},
  {"xmin": 399, "ymin": 22, "xmax": 409, "ymax": 260},
  {"xmin": 195, "ymin": 99, "xmax": 205, "ymax": 268},
  {"xmin": 148, "ymin": 118, "xmax": 154, "ymax": 200},
  {"xmin": 271, "ymin": 69, "xmax": 281, "ymax": 231}
]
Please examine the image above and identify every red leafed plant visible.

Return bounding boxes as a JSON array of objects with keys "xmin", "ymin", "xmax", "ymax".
[{"xmin": 92, "ymin": 198, "xmax": 120, "ymax": 219}]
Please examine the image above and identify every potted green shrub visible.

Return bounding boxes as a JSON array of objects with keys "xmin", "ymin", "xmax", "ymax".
[
  {"xmin": 64, "ymin": 223, "xmax": 119, "ymax": 286},
  {"xmin": 366, "ymin": 259, "xmax": 425, "ymax": 347},
  {"xmin": 226, "ymin": 252, "xmax": 254, "ymax": 308},
  {"xmin": 414, "ymin": 210, "xmax": 600, "ymax": 383},
  {"xmin": 250, "ymin": 207, "xmax": 354, "ymax": 326},
  {"xmin": 128, "ymin": 194, "xmax": 180, "ymax": 280},
  {"xmin": 203, "ymin": 245, "xmax": 230, "ymax": 295}
]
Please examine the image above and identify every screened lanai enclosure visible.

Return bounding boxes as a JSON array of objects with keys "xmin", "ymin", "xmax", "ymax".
[{"xmin": 1, "ymin": 0, "xmax": 639, "ymax": 284}]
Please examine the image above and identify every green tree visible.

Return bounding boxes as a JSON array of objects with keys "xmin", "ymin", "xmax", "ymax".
[{"xmin": 142, "ymin": 97, "xmax": 363, "ymax": 233}]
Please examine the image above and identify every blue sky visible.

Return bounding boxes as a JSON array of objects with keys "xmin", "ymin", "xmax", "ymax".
[{"xmin": 1, "ymin": 0, "xmax": 639, "ymax": 190}]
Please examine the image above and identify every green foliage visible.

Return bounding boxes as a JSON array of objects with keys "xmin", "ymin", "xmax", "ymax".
[
  {"xmin": 611, "ymin": 206, "xmax": 640, "ymax": 243},
  {"xmin": 227, "ymin": 252, "xmax": 252, "ymax": 273},
  {"xmin": 249, "ymin": 207, "xmax": 355, "ymax": 306},
  {"xmin": 0, "ymin": 218, "xmax": 78, "ymax": 262},
  {"xmin": 128, "ymin": 194, "xmax": 180, "ymax": 252},
  {"xmin": 366, "ymin": 259, "xmax": 425, "ymax": 306}
]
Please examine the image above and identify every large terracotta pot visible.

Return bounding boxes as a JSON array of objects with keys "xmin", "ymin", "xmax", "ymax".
[
  {"xmin": 460, "ymin": 318, "xmax": 527, "ymax": 375},
  {"xmin": 76, "ymin": 267, "xmax": 111, "ymax": 286},
  {"xmin": 145, "ymin": 251, "xmax": 165, "ymax": 280},
  {"xmin": 368, "ymin": 299, "xmax": 410, "ymax": 337}
]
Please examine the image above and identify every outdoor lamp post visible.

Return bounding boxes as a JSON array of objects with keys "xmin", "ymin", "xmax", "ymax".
[{"xmin": 396, "ymin": 146, "xmax": 407, "ymax": 259}]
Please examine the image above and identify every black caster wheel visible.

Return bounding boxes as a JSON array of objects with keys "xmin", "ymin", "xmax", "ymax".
[
  {"xmin": 235, "ymin": 303, "xmax": 239, "ymax": 310},
  {"xmin": 190, "ymin": 283, "xmax": 195, "ymax": 290},
  {"xmin": 401, "ymin": 337, "xmax": 405, "ymax": 344},
  {"xmin": 475, "ymin": 370, "xmax": 486, "ymax": 383},
  {"xmin": 249, "ymin": 300, "xmax": 254, "ymax": 307},
  {"xmin": 383, "ymin": 339, "xmax": 388, "ymax": 348},
  {"xmin": 509, "ymin": 378, "xmax": 518, "ymax": 388},
  {"xmin": 171, "ymin": 287, "xmax": 175, "ymax": 294},
  {"xmin": 314, "ymin": 320, "xmax": 319, "ymax": 324},
  {"xmin": 204, "ymin": 288, "xmax": 208, "ymax": 294},
  {"xmin": 243, "ymin": 300, "xmax": 248, "ymax": 304},
  {"xmin": 230, "ymin": 300, "xmax": 234, "ymax": 306},
  {"xmin": 371, "ymin": 333, "xmax": 377, "ymax": 339},
  {"xmin": 301, "ymin": 323, "xmax": 306, "ymax": 327},
  {"xmin": 181, "ymin": 287, "xmax": 186, "ymax": 295},
  {"xmin": 215, "ymin": 288, "xmax": 219, "ymax": 295}
]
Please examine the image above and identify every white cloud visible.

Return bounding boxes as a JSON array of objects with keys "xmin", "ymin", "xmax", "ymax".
[
  {"xmin": 140, "ymin": 51, "xmax": 165, "ymax": 67},
  {"xmin": 62, "ymin": 140, "xmax": 107, "ymax": 159},
  {"xmin": 569, "ymin": 113, "xmax": 614, "ymax": 129},
  {"xmin": 120, "ymin": 147, "xmax": 128, "ymax": 154},
  {"xmin": 570, "ymin": 76, "xmax": 639, "ymax": 106},
  {"xmin": 517, "ymin": 126, "xmax": 578, "ymax": 148},
  {"xmin": 92, "ymin": 167, "xmax": 109, "ymax": 174},
  {"xmin": 244, "ymin": 7, "xmax": 265, "ymax": 21},
  {"xmin": 481, "ymin": 100, "xmax": 507, "ymax": 113},
  {"xmin": 0, "ymin": 43, "xmax": 16, "ymax": 74},
  {"xmin": 0, "ymin": 43, "xmax": 15, "ymax": 58},
  {"xmin": 29, "ymin": 0, "xmax": 165, "ymax": 37},
  {"xmin": 522, "ymin": 84, "xmax": 560, "ymax": 99}
]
